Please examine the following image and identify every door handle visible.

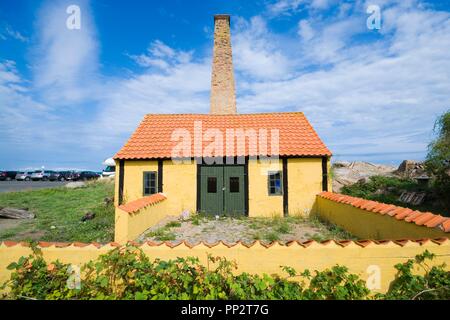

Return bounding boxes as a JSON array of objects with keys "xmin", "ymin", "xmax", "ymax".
[{"xmin": 222, "ymin": 187, "xmax": 226, "ymax": 191}]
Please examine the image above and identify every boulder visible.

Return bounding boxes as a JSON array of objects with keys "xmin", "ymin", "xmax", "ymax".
[
  {"xmin": 0, "ymin": 207, "xmax": 35, "ymax": 219},
  {"xmin": 395, "ymin": 160, "xmax": 430, "ymax": 180},
  {"xmin": 81, "ymin": 211, "xmax": 95, "ymax": 222},
  {"xmin": 332, "ymin": 161, "xmax": 397, "ymax": 192},
  {"xmin": 65, "ymin": 182, "xmax": 86, "ymax": 189}
]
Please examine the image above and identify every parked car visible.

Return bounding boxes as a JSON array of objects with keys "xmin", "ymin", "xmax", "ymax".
[
  {"xmin": 48, "ymin": 171, "xmax": 62, "ymax": 181},
  {"xmin": 59, "ymin": 171, "xmax": 77, "ymax": 181},
  {"xmin": 15, "ymin": 171, "xmax": 34, "ymax": 181},
  {"xmin": 73, "ymin": 171, "xmax": 100, "ymax": 181},
  {"xmin": 30, "ymin": 170, "xmax": 54, "ymax": 181},
  {"xmin": 48, "ymin": 171, "xmax": 76, "ymax": 181},
  {"xmin": 0, "ymin": 171, "xmax": 18, "ymax": 181}
]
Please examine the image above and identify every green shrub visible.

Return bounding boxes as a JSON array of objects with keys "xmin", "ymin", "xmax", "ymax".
[
  {"xmin": 1, "ymin": 247, "xmax": 448, "ymax": 300},
  {"xmin": 379, "ymin": 250, "xmax": 450, "ymax": 300}
]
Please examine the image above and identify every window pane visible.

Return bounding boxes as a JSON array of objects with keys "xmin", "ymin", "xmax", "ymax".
[
  {"xmin": 144, "ymin": 172, "xmax": 157, "ymax": 195},
  {"xmin": 268, "ymin": 171, "xmax": 282, "ymax": 195},
  {"xmin": 207, "ymin": 177, "xmax": 217, "ymax": 193},
  {"xmin": 229, "ymin": 177, "xmax": 239, "ymax": 193}
]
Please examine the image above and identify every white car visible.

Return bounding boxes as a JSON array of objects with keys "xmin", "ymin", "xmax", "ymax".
[
  {"xmin": 31, "ymin": 170, "xmax": 54, "ymax": 181},
  {"xmin": 15, "ymin": 171, "xmax": 33, "ymax": 181}
]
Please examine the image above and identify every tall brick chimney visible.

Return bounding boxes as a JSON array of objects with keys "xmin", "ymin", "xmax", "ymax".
[{"xmin": 210, "ymin": 14, "xmax": 237, "ymax": 115}]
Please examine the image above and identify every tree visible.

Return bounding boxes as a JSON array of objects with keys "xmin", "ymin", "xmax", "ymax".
[{"xmin": 425, "ymin": 110, "xmax": 450, "ymax": 212}]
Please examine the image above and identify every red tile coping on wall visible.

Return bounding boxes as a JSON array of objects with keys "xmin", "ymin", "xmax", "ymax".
[
  {"xmin": 0, "ymin": 238, "xmax": 448, "ymax": 249},
  {"xmin": 318, "ymin": 192, "xmax": 450, "ymax": 233},
  {"xmin": 118, "ymin": 193, "xmax": 167, "ymax": 214}
]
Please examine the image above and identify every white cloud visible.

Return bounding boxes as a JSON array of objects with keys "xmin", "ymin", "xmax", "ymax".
[
  {"xmin": 32, "ymin": 0, "xmax": 99, "ymax": 104},
  {"xmin": 128, "ymin": 40, "xmax": 194, "ymax": 71},
  {"xmin": 2, "ymin": 25, "xmax": 28, "ymax": 42},
  {"xmin": 267, "ymin": 0, "xmax": 305, "ymax": 16},
  {"xmin": 237, "ymin": 3, "xmax": 450, "ymax": 162},
  {"xmin": 82, "ymin": 42, "xmax": 211, "ymax": 150},
  {"xmin": 0, "ymin": 60, "xmax": 52, "ymax": 147},
  {"xmin": 232, "ymin": 16, "xmax": 293, "ymax": 80},
  {"xmin": 267, "ymin": 0, "xmax": 336, "ymax": 16},
  {"xmin": 298, "ymin": 19, "xmax": 315, "ymax": 41}
]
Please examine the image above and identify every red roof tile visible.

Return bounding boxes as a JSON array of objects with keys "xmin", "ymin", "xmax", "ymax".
[
  {"xmin": 118, "ymin": 193, "xmax": 167, "ymax": 214},
  {"xmin": 114, "ymin": 113, "xmax": 332, "ymax": 159},
  {"xmin": 1, "ymin": 238, "xmax": 449, "ymax": 248},
  {"xmin": 318, "ymin": 192, "xmax": 450, "ymax": 234}
]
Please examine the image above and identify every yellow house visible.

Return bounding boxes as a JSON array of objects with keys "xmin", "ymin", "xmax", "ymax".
[{"xmin": 113, "ymin": 15, "xmax": 332, "ymax": 229}]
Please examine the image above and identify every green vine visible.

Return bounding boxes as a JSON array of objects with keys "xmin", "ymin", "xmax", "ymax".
[{"xmin": 1, "ymin": 247, "xmax": 448, "ymax": 300}]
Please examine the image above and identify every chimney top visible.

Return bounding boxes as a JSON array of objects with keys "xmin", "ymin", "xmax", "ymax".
[
  {"xmin": 210, "ymin": 14, "xmax": 236, "ymax": 115},
  {"xmin": 214, "ymin": 14, "xmax": 230, "ymax": 22}
]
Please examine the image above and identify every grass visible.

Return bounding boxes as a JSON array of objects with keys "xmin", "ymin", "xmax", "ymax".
[
  {"xmin": 307, "ymin": 216, "xmax": 357, "ymax": 241},
  {"xmin": 145, "ymin": 220, "xmax": 181, "ymax": 241},
  {"xmin": 0, "ymin": 180, "xmax": 115, "ymax": 243}
]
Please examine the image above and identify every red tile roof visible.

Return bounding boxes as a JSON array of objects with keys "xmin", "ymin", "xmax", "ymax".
[
  {"xmin": 318, "ymin": 192, "xmax": 450, "ymax": 233},
  {"xmin": 114, "ymin": 113, "xmax": 331, "ymax": 159},
  {"xmin": 118, "ymin": 193, "xmax": 166, "ymax": 214}
]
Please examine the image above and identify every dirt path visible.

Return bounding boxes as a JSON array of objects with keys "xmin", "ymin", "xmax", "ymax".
[{"xmin": 137, "ymin": 215, "xmax": 355, "ymax": 244}]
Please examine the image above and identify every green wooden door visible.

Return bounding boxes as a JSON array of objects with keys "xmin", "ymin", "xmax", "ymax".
[
  {"xmin": 200, "ymin": 166, "xmax": 223, "ymax": 215},
  {"xmin": 223, "ymin": 166, "xmax": 245, "ymax": 215},
  {"xmin": 199, "ymin": 165, "xmax": 246, "ymax": 215}
]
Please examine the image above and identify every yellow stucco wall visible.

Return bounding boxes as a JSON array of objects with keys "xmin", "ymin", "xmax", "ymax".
[
  {"xmin": 1, "ymin": 240, "xmax": 449, "ymax": 295},
  {"xmin": 248, "ymin": 159, "xmax": 283, "ymax": 217},
  {"xmin": 162, "ymin": 160, "xmax": 196, "ymax": 215},
  {"xmin": 316, "ymin": 196, "xmax": 449, "ymax": 239},
  {"xmin": 116, "ymin": 160, "xmax": 197, "ymax": 215},
  {"xmin": 121, "ymin": 160, "xmax": 159, "ymax": 203},
  {"xmin": 287, "ymin": 158, "xmax": 324, "ymax": 216},
  {"xmin": 115, "ymin": 200, "xmax": 169, "ymax": 244}
]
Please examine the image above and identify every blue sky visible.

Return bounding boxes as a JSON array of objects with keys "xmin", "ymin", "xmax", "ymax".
[{"xmin": 1, "ymin": 0, "xmax": 450, "ymax": 170}]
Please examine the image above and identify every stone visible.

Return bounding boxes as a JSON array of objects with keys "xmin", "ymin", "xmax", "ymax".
[
  {"xmin": 81, "ymin": 211, "xmax": 96, "ymax": 222},
  {"xmin": 0, "ymin": 207, "xmax": 35, "ymax": 219},
  {"xmin": 181, "ymin": 210, "xmax": 190, "ymax": 220},
  {"xmin": 65, "ymin": 181, "xmax": 86, "ymax": 189}
]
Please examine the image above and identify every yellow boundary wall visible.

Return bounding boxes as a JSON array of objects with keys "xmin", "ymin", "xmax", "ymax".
[
  {"xmin": 0, "ymin": 239, "xmax": 449, "ymax": 294},
  {"xmin": 316, "ymin": 194, "xmax": 449, "ymax": 239},
  {"xmin": 115, "ymin": 198, "xmax": 170, "ymax": 244}
]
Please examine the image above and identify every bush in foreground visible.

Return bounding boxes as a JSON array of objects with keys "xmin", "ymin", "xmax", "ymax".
[{"xmin": 1, "ymin": 245, "xmax": 448, "ymax": 300}]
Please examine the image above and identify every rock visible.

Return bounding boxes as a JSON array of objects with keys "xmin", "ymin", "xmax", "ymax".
[
  {"xmin": 333, "ymin": 161, "xmax": 351, "ymax": 168},
  {"xmin": 180, "ymin": 210, "xmax": 190, "ymax": 220},
  {"xmin": 65, "ymin": 182, "xmax": 86, "ymax": 189},
  {"xmin": 104, "ymin": 197, "xmax": 114, "ymax": 205},
  {"xmin": 395, "ymin": 160, "xmax": 430, "ymax": 180},
  {"xmin": 81, "ymin": 211, "xmax": 95, "ymax": 222},
  {"xmin": 357, "ymin": 177, "xmax": 368, "ymax": 184},
  {"xmin": 0, "ymin": 207, "xmax": 35, "ymax": 219},
  {"xmin": 332, "ymin": 161, "xmax": 397, "ymax": 192}
]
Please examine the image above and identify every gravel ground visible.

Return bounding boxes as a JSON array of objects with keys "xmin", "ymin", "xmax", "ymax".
[{"xmin": 137, "ymin": 214, "xmax": 355, "ymax": 244}]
